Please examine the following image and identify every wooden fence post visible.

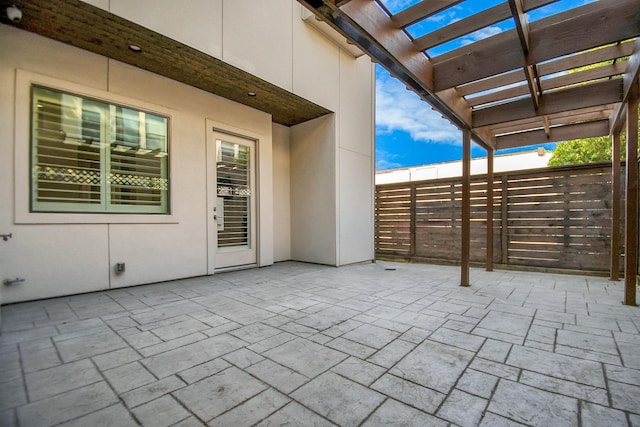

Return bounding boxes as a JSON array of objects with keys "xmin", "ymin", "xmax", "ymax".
[
  {"xmin": 624, "ymin": 82, "xmax": 639, "ymax": 306},
  {"xmin": 461, "ymin": 129, "xmax": 471, "ymax": 287}
]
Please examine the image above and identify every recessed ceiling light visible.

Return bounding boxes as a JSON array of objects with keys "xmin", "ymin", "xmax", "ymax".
[
  {"xmin": 128, "ymin": 45, "xmax": 142, "ymax": 52},
  {"xmin": 247, "ymin": 92, "xmax": 256, "ymax": 97}
]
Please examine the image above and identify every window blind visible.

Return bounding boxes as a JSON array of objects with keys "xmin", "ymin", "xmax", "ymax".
[{"xmin": 31, "ymin": 86, "xmax": 169, "ymax": 213}]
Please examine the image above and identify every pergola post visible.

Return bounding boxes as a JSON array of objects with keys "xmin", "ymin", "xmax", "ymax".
[
  {"xmin": 624, "ymin": 81, "xmax": 639, "ymax": 305},
  {"xmin": 611, "ymin": 132, "xmax": 622, "ymax": 281},
  {"xmin": 486, "ymin": 149, "xmax": 494, "ymax": 272},
  {"xmin": 461, "ymin": 129, "xmax": 471, "ymax": 287}
]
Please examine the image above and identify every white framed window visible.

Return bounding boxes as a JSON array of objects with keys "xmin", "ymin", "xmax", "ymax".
[{"xmin": 31, "ymin": 86, "xmax": 169, "ymax": 213}]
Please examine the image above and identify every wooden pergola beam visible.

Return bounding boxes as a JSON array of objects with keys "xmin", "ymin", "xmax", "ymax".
[
  {"xmin": 546, "ymin": 105, "xmax": 615, "ymax": 125},
  {"xmin": 611, "ymin": 132, "xmax": 622, "ymax": 282},
  {"xmin": 466, "ymin": 84, "xmax": 528, "ymax": 108},
  {"xmin": 611, "ymin": 38, "xmax": 640, "ymax": 134},
  {"xmin": 495, "ymin": 120, "xmax": 610, "ymax": 150},
  {"xmin": 542, "ymin": 116, "xmax": 551, "ymax": 139},
  {"xmin": 456, "ymin": 69, "xmax": 523, "ymax": 98},
  {"xmin": 461, "ymin": 129, "xmax": 471, "ymax": 287},
  {"xmin": 541, "ymin": 62, "xmax": 627, "ymax": 92},
  {"xmin": 477, "ymin": 105, "xmax": 613, "ymax": 137},
  {"xmin": 433, "ymin": 0, "xmax": 640, "ymax": 91},
  {"xmin": 473, "ymin": 78, "xmax": 623, "ymax": 128},
  {"xmin": 624, "ymin": 81, "xmax": 639, "ymax": 306},
  {"xmin": 537, "ymin": 41, "xmax": 635, "ymax": 78},
  {"xmin": 509, "ymin": 0, "xmax": 530, "ymax": 54}
]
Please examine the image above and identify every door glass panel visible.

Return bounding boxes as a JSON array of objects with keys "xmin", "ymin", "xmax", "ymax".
[{"xmin": 216, "ymin": 140, "xmax": 251, "ymax": 249}]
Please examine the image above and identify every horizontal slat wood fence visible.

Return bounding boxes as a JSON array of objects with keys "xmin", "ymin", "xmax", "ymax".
[{"xmin": 375, "ymin": 162, "xmax": 625, "ymax": 273}]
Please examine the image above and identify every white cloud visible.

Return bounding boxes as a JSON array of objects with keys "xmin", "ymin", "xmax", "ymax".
[
  {"xmin": 460, "ymin": 25, "xmax": 503, "ymax": 46},
  {"xmin": 375, "ymin": 149, "xmax": 403, "ymax": 170},
  {"xmin": 376, "ymin": 69, "xmax": 461, "ymax": 145},
  {"xmin": 426, "ymin": 11, "xmax": 459, "ymax": 24},
  {"xmin": 381, "ymin": 0, "xmax": 420, "ymax": 14}
]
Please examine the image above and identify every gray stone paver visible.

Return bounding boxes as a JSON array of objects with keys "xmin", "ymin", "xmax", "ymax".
[
  {"xmin": 331, "ymin": 356, "xmax": 386, "ymax": 386},
  {"xmin": 437, "ymin": 389, "xmax": 488, "ymax": 427},
  {"xmin": 519, "ymin": 370, "xmax": 609, "ymax": 405},
  {"xmin": 256, "ymin": 401, "xmax": 336, "ymax": 427},
  {"xmin": 103, "ymin": 361, "xmax": 156, "ymax": 394},
  {"xmin": 174, "ymin": 366, "xmax": 267, "ymax": 422},
  {"xmin": 131, "ymin": 394, "xmax": 191, "ymax": 427},
  {"xmin": 19, "ymin": 338, "xmax": 62, "ymax": 373},
  {"xmin": 207, "ymin": 388, "xmax": 290, "ymax": 427},
  {"xmin": 140, "ymin": 334, "xmax": 246, "ymax": 378},
  {"xmin": 291, "ymin": 371, "xmax": 385, "ymax": 426},
  {"xmin": 580, "ymin": 402, "xmax": 628, "ymax": 427},
  {"xmin": 56, "ymin": 403, "xmax": 139, "ymax": 427},
  {"xmin": 246, "ymin": 358, "xmax": 309, "ymax": 394},
  {"xmin": 341, "ymin": 324, "xmax": 400, "ymax": 349},
  {"xmin": 120, "ymin": 375, "xmax": 186, "ymax": 408},
  {"xmin": 370, "ymin": 373, "xmax": 445, "ymax": 413},
  {"xmin": 609, "ymin": 380, "xmax": 640, "ymax": 414},
  {"xmin": 54, "ymin": 329, "xmax": 127, "ymax": 362},
  {"xmin": 456, "ymin": 368, "xmax": 499, "ymax": 398},
  {"xmin": 1, "ymin": 261, "xmax": 639, "ymax": 426},
  {"xmin": 488, "ymin": 380, "xmax": 579, "ymax": 426},
  {"xmin": 362, "ymin": 398, "xmax": 447, "ymax": 427},
  {"xmin": 263, "ymin": 337, "xmax": 347, "ymax": 378},
  {"xmin": 16, "ymin": 381, "xmax": 118, "ymax": 427},
  {"xmin": 25, "ymin": 358, "xmax": 102, "ymax": 401},
  {"xmin": 507, "ymin": 345, "xmax": 606, "ymax": 387},
  {"xmin": 390, "ymin": 339, "xmax": 475, "ymax": 393}
]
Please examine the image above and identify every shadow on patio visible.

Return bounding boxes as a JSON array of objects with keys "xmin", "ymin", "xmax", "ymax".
[{"xmin": 1, "ymin": 261, "xmax": 639, "ymax": 426}]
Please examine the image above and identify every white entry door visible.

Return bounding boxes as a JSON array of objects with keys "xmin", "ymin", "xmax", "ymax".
[{"xmin": 207, "ymin": 130, "xmax": 257, "ymax": 272}]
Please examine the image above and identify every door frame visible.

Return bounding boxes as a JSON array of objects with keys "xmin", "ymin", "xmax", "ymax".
[{"xmin": 206, "ymin": 122, "xmax": 260, "ymax": 274}]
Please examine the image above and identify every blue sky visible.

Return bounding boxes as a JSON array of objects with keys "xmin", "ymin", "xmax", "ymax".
[{"xmin": 375, "ymin": 0, "xmax": 594, "ymax": 170}]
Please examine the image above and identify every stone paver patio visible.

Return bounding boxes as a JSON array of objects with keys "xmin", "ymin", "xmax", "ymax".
[{"xmin": 1, "ymin": 261, "xmax": 639, "ymax": 426}]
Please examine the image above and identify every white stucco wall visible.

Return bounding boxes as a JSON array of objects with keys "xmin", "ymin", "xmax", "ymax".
[
  {"xmin": 289, "ymin": 5, "xmax": 375, "ymax": 266},
  {"xmin": 337, "ymin": 50, "xmax": 375, "ymax": 265},
  {"xmin": 290, "ymin": 115, "xmax": 338, "ymax": 265},
  {"xmin": 272, "ymin": 124, "xmax": 292, "ymax": 262}
]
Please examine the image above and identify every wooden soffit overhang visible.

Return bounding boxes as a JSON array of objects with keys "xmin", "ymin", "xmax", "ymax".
[
  {"xmin": 0, "ymin": 0, "xmax": 332, "ymax": 127},
  {"xmin": 300, "ymin": 0, "xmax": 640, "ymax": 150}
]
